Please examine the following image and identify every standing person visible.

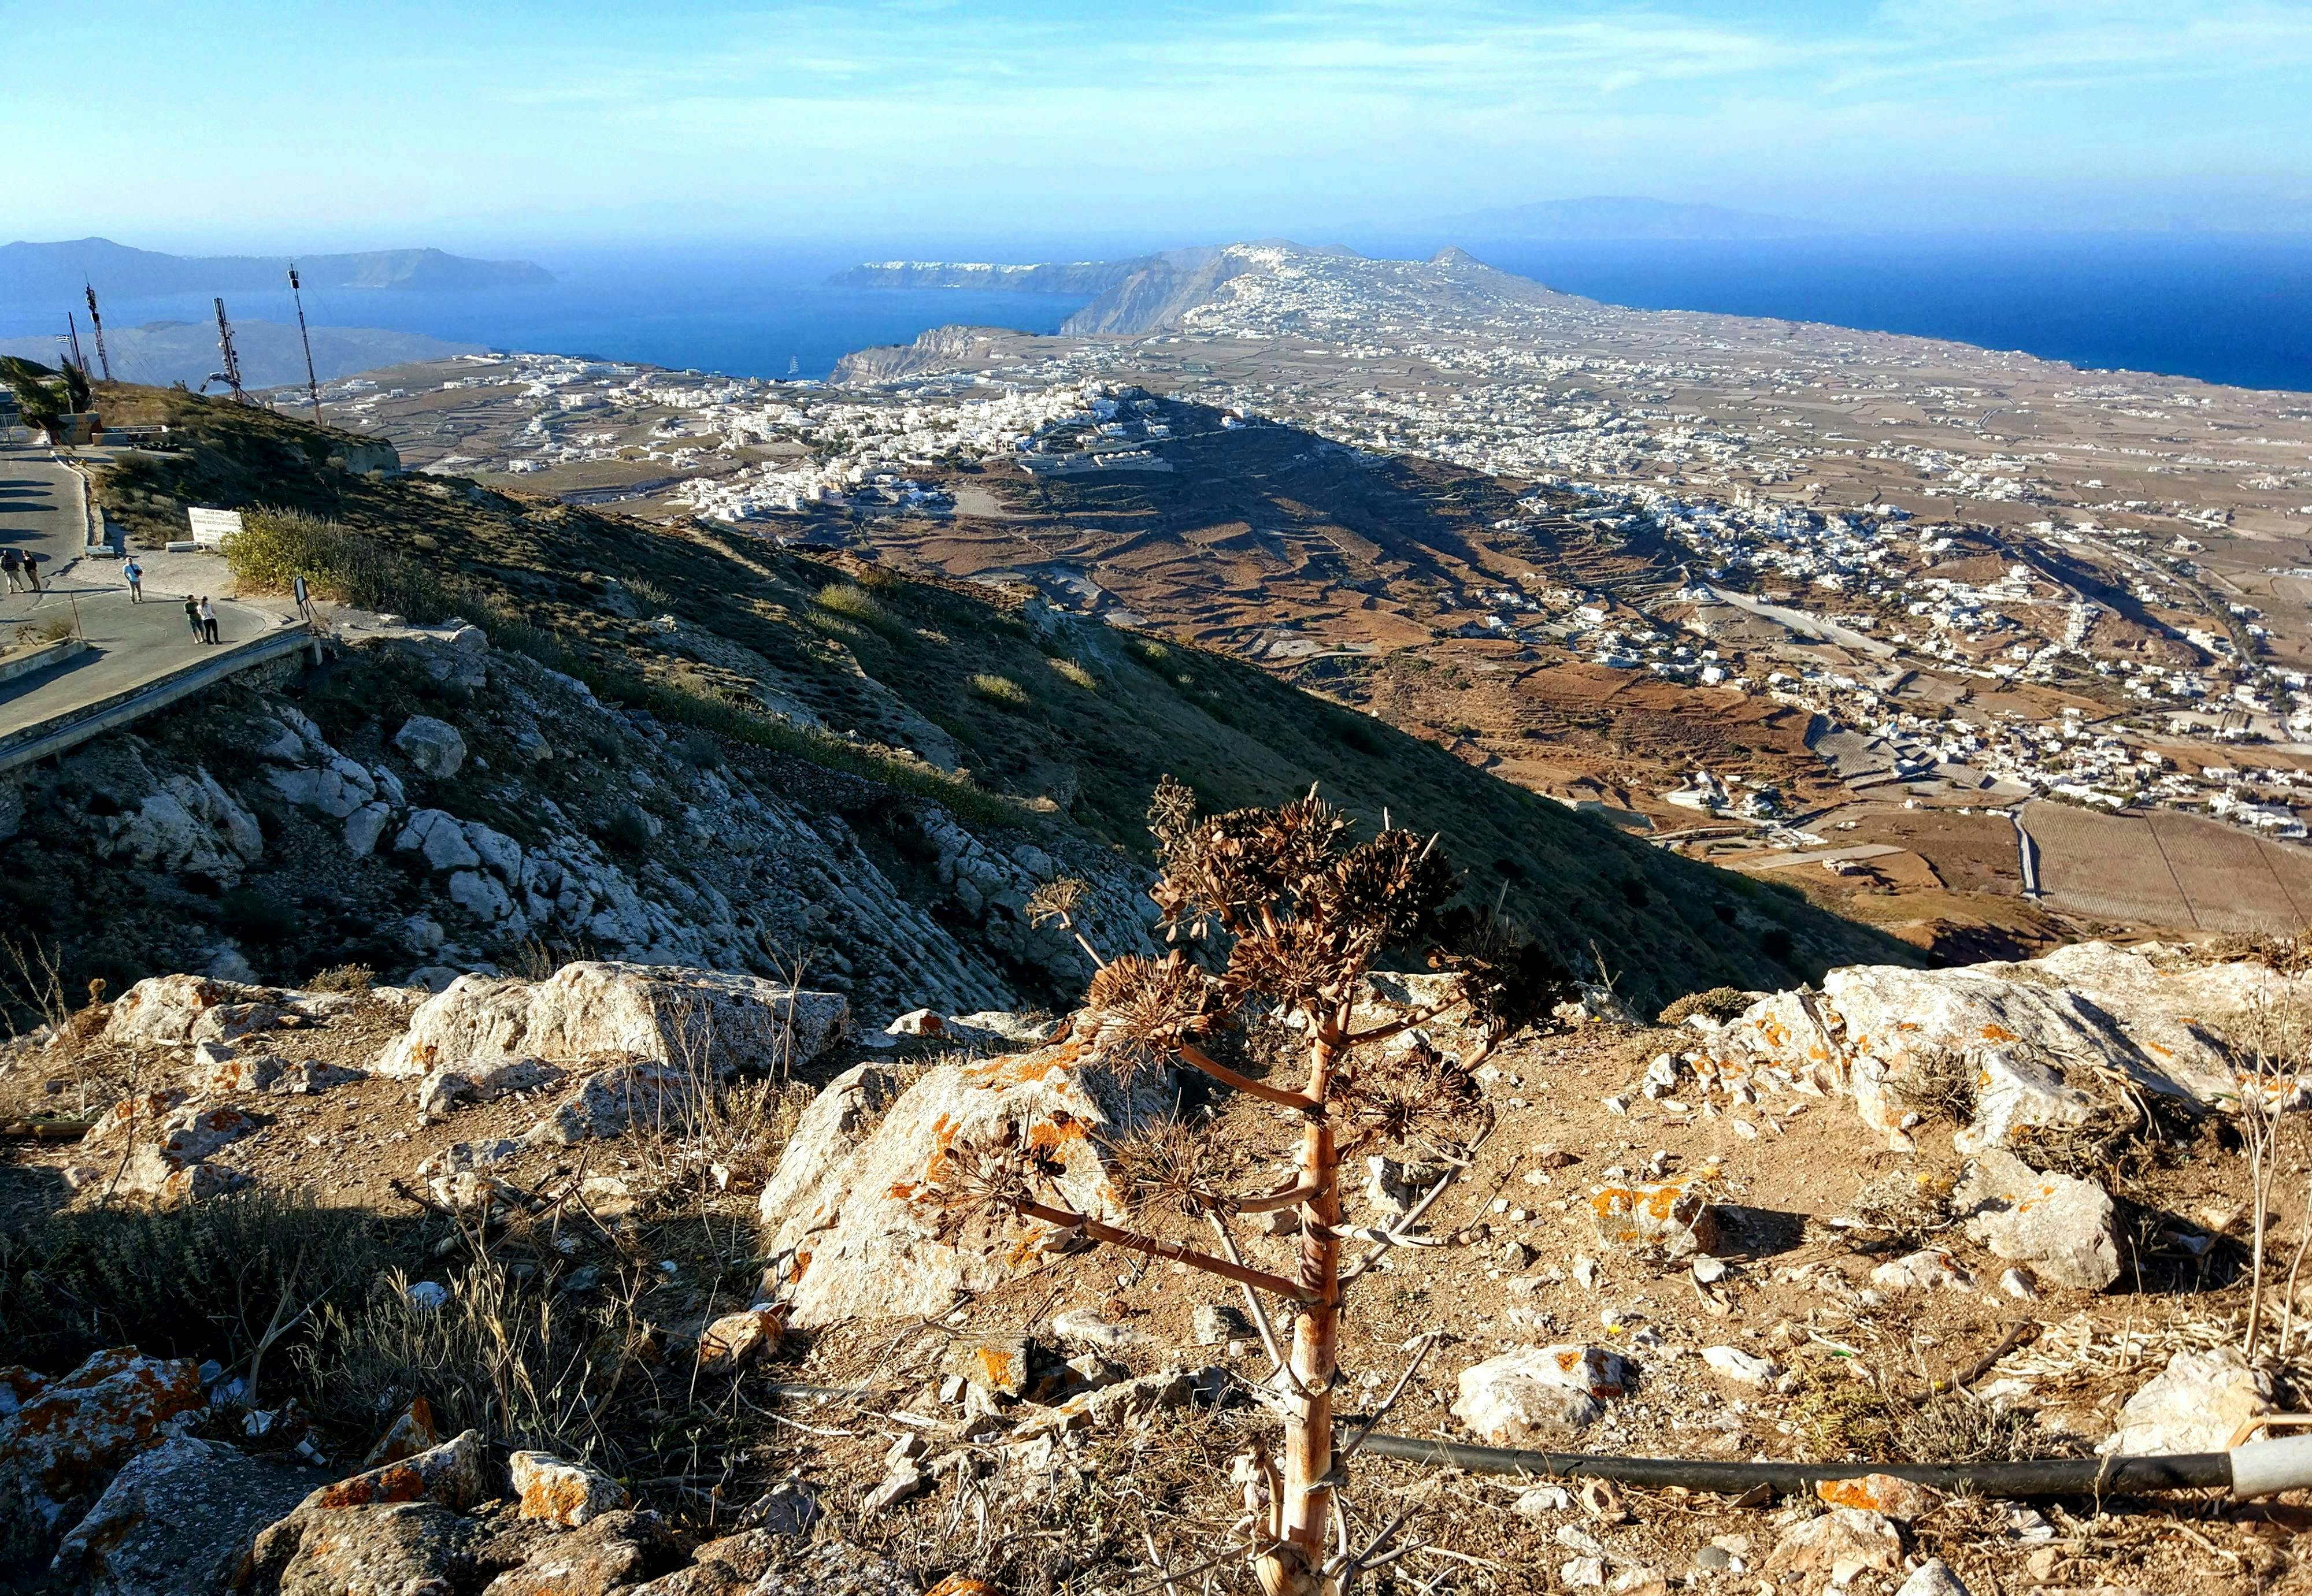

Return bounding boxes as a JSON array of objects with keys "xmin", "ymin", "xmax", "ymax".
[
  {"xmin": 123, "ymin": 557, "xmax": 143, "ymax": 602},
  {"xmin": 199, "ymin": 595, "xmax": 220, "ymax": 644},
  {"xmin": 19, "ymin": 551, "xmax": 39, "ymax": 595},
  {"xmin": 1, "ymin": 548, "xmax": 20, "ymax": 593},
  {"xmin": 184, "ymin": 595, "xmax": 203, "ymax": 642}
]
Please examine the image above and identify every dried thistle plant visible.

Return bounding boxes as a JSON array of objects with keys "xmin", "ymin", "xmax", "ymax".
[
  {"xmin": 1334, "ymin": 1041, "xmax": 1492, "ymax": 1156},
  {"xmin": 1105, "ymin": 1116, "xmax": 1228, "ymax": 1220}
]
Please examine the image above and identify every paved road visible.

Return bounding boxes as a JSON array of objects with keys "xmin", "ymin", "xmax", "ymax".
[{"xmin": 1, "ymin": 448, "xmax": 280, "ymax": 740}]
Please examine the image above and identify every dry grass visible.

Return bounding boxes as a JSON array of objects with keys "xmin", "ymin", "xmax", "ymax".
[
  {"xmin": 969, "ymin": 672, "xmax": 1030, "ymax": 709},
  {"xmin": 1655, "ymin": 985, "xmax": 1754, "ymax": 1027},
  {"xmin": 1888, "ymin": 1048, "xmax": 1978, "ymax": 1126},
  {"xmin": 1047, "ymin": 658, "xmax": 1099, "ymax": 692}
]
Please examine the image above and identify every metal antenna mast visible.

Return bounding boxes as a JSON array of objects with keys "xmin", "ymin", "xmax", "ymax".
[
  {"xmin": 211, "ymin": 296, "xmax": 249, "ymax": 404},
  {"xmin": 65, "ymin": 311, "xmax": 87, "ymax": 377},
  {"xmin": 83, "ymin": 285, "xmax": 113, "ymax": 381},
  {"xmin": 287, "ymin": 264, "xmax": 322, "ymax": 423}
]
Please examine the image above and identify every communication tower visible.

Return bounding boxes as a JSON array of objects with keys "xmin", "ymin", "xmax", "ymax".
[
  {"xmin": 288, "ymin": 265, "xmax": 323, "ymax": 422},
  {"xmin": 83, "ymin": 285, "xmax": 113, "ymax": 381}
]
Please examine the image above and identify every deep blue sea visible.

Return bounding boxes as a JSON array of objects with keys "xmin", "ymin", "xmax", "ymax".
[
  {"xmin": 1440, "ymin": 232, "xmax": 2312, "ymax": 394},
  {"xmin": 3, "ymin": 233, "xmax": 2306, "ymax": 392}
]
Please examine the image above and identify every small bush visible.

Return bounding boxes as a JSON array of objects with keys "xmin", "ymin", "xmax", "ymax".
[
  {"xmin": 223, "ymin": 507, "xmax": 453, "ymax": 621},
  {"xmin": 1656, "ymin": 985, "xmax": 1754, "ymax": 1027},
  {"xmin": 601, "ymin": 805, "xmax": 655, "ymax": 856},
  {"xmin": 969, "ymin": 673, "xmax": 1030, "ymax": 709},
  {"xmin": 815, "ymin": 582, "xmax": 883, "ymax": 621},
  {"xmin": 305, "ymin": 962, "xmax": 375, "ymax": 994},
  {"xmin": 1047, "ymin": 658, "xmax": 1098, "ymax": 692}
]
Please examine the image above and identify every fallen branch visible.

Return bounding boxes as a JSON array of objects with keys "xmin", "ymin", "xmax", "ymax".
[{"xmin": 1013, "ymin": 1198, "xmax": 1317, "ymax": 1301}]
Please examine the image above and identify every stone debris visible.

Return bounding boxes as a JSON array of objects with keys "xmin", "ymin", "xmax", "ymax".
[
  {"xmin": 484, "ymin": 1508, "xmax": 677, "ymax": 1596},
  {"xmin": 756, "ymin": 1036, "xmax": 1173, "ymax": 1327},
  {"xmin": 2102, "ymin": 1348, "xmax": 2274, "ymax": 1456},
  {"xmin": 1048, "ymin": 1308, "xmax": 1145, "ymax": 1353},
  {"xmin": 49, "ymin": 1435, "xmax": 321, "ymax": 1596},
  {"xmin": 510, "ymin": 1449, "xmax": 633, "ymax": 1527},
  {"xmin": 377, "ymin": 962, "xmax": 849, "ymax": 1080},
  {"xmin": 1192, "ymin": 1304, "xmax": 1252, "ymax": 1346},
  {"xmin": 527, "ymin": 1061, "xmax": 700, "ymax": 1145},
  {"xmin": 1955, "ymin": 1151, "xmax": 2121, "ymax": 1291},
  {"xmin": 1452, "ymin": 1345, "xmax": 1632, "ymax": 1442}
]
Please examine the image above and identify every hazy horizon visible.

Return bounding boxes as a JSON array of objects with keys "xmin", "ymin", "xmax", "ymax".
[{"xmin": 12, "ymin": 2, "xmax": 2312, "ymax": 253}]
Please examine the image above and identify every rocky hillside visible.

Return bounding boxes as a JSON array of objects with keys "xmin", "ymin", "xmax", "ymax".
[
  {"xmin": 0, "ymin": 929, "xmax": 2304, "ymax": 1594},
  {"xmin": 0, "ymin": 387, "xmax": 1914, "ymax": 1023}
]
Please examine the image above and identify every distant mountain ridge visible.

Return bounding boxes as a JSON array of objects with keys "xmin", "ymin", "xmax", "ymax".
[
  {"xmin": 0, "ymin": 237, "xmax": 553, "ymax": 302},
  {"xmin": 1435, "ymin": 196, "xmax": 1817, "ymax": 240},
  {"xmin": 827, "ymin": 259, "xmax": 1157, "ymax": 294},
  {"xmin": 0, "ymin": 318, "xmax": 481, "ymax": 388}
]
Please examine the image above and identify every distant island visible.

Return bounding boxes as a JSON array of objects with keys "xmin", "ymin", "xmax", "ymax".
[
  {"xmin": 0, "ymin": 318, "xmax": 481, "ymax": 388},
  {"xmin": 826, "ymin": 258, "xmax": 1155, "ymax": 294},
  {"xmin": 0, "ymin": 237, "xmax": 553, "ymax": 301},
  {"xmin": 1433, "ymin": 195, "xmax": 1818, "ymax": 240}
]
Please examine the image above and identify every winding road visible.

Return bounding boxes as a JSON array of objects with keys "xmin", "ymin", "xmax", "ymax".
[{"xmin": 1, "ymin": 447, "xmax": 283, "ymax": 749}]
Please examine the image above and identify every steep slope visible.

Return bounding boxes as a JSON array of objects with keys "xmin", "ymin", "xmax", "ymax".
[{"xmin": 0, "ymin": 387, "xmax": 1919, "ymax": 1020}]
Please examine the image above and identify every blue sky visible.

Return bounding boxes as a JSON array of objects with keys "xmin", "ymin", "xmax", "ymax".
[{"xmin": 11, "ymin": 0, "xmax": 2311, "ymax": 252}]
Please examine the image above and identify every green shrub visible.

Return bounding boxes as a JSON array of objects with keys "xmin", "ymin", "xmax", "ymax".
[
  {"xmin": 223, "ymin": 507, "xmax": 453, "ymax": 620},
  {"xmin": 304, "ymin": 962, "xmax": 375, "ymax": 994},
  {"xmin": 970, "ymin": 673, "xmax": 1029, "ymax": 708},
  {"xmin": 814, "ymin": 582, "xmax": 882, "ymax": 621},
  {"xmin": 1047, "ymin": 658, "xmax": 1098, "ymax": 692},
  {"xmin": 1655, "ymin": 985, "xmax": 1754, "ymax": 1027}
]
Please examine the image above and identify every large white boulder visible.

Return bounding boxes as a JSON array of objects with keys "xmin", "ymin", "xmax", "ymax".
[
  {"xmin": 1688, "ymin": 943, "xmax": 2308, "ymax": 1149},
  {"xmin": 392, "ymin": 716, "xmax": 466, "ymax": 778},
  {"xmin": 757, "ymin": 1037, "xmax": 1172, "ymax": 1327},
  {"xmin": 1955, "ymin": 1150, "xmax": 2120, "ymax": 1291},
  {"xmin": 374, "ymin": 961, "xmax": 848, "ymax": 1079}
]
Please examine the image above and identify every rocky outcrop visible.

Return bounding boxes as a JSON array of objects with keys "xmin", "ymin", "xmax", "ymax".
[
  {"xmin": 2103, "ymin": 1348, "xmax": 2273, "ymax": 1454},
  {"xmin": 64, "ymin": 1090, "xmax": 259, "ymax": 1202},
  {"xmin": 375, "ymin": 962, "xmax": 850, "ymax": 1079},
  {"xmin": 1955, "ymin": 1150, "xmax": 2121, "ymax": 1291},
  {"xmin": 757, "ymin": 1037, "xmax": 1172, "ymax": 1327},
  {"xmin": 50, "ymin": 1436, "xmax": 321, "ymax": 1596},
  {"xmin": 0, "ymin": 1350, "xmax": 207, "ymax": 1569},
  {"xmin": 1681, "ymin": 942, "xmax": 2304, "ymax": 1150}
]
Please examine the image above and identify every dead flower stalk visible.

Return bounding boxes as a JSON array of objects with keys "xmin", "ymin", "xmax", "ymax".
[{"xmin": 928, "ymin": 778, "xmax": 1562, "ymax": 1596}]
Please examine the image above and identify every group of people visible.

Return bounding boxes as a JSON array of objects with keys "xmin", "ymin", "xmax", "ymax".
[
  {"xmin": 7, "ymin": 547, "xmax": 224, "ymax": 644},
  {"xmin": 1, "ymin": 546, "xmax": 40, "ymax": 593}
]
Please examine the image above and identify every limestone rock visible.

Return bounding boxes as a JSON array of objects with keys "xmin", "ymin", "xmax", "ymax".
[
  {"xmin": 1693, "ymin": 943, "xmax": 2300, "ymax": 1148},
  {"xmin": 241, "ymin": 1501, "xmax": 487, "ymax": 1596},
  {"xmin": 393, "ymin": 715, "xmax": 467, "ymax": 778},
  {"xmin": 102, "ymin": 975, "xmax": 283, "ymax": 1049},
  {"xmin": 1763, "ymin": 1509, "xmax": 1902, "ymax": 1578},
  {"xmin": 509, "ymin": 1449, "xmax": 631, "ymax": 1527},
  {"xmin": 50, "ymin": 1436, "xmax": 321, "ymax": 1596},
  {"xmin": 757, "ymin": 1038, "xmax": 1173, "ymax": 1327},
  {"xmin": 74, "ymin": 1092, "xmax": 260, "ymax": 1202},
  {"xmin": 1957, "ymin": 1151, "xmax": 2121, "ymax": 1291},
  {"xmin": 948, "ymin": 1335, "xmax": 1033, "ymax": 1399},
  {"xmin": 1895, "ymin": 1559, "xmax": 1971, "ymax": 1596},
  {"xmin": 482, "ymin": 1509, "xmax": 676, "ymax": 1596},
  {"xmin": 0, "ymin": 1349, "xmax": 206, "ymax": 1563},
  {"xmin": 527, "ymin": 1063, "xmax": 696, "ymax": 1145},
  {"xmin": 2103, "ymin": 1348, "xmax": 2273, "ymax": 1456},
  {"xmin": 360, "ymin": 1399, "xmax": 442, "ymax": 1469},
  {"xmin": 396, "ymin": 807, "xmax": 483, "ymax": 871},
  {"xmin": 376, "ymin": 962, "xmax": 849, "ymax": 1080},
  {"xmin": 92, "ymin": 771, "xmax": 262, "ymax": 881},
  {"xmin": 1700, "ymin": 1345, "xmax": 1780, "ymax": 1390},
  {"xmin": 1815, "ymin": 1473, "xmax": 1943, "ymax": 1522},
  {"xmin": 1452, "ymin": 1345, "xmax": 1631, "ymax": 1443},
  {"xmin": 1590, "ymin": 1180, "xmax": 1717, "ymax": 1257},
  {"xmin": 1869, "ymin": 1250, "xmax": 1976, "ymax": 1294},
  {"xmin": 297, "ymin": 1429, "xmax": 490, "ymax": 1513},
  {"xmin": 696, "ymin": 1307, "xmax": 785, "ymax": 1373}
]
